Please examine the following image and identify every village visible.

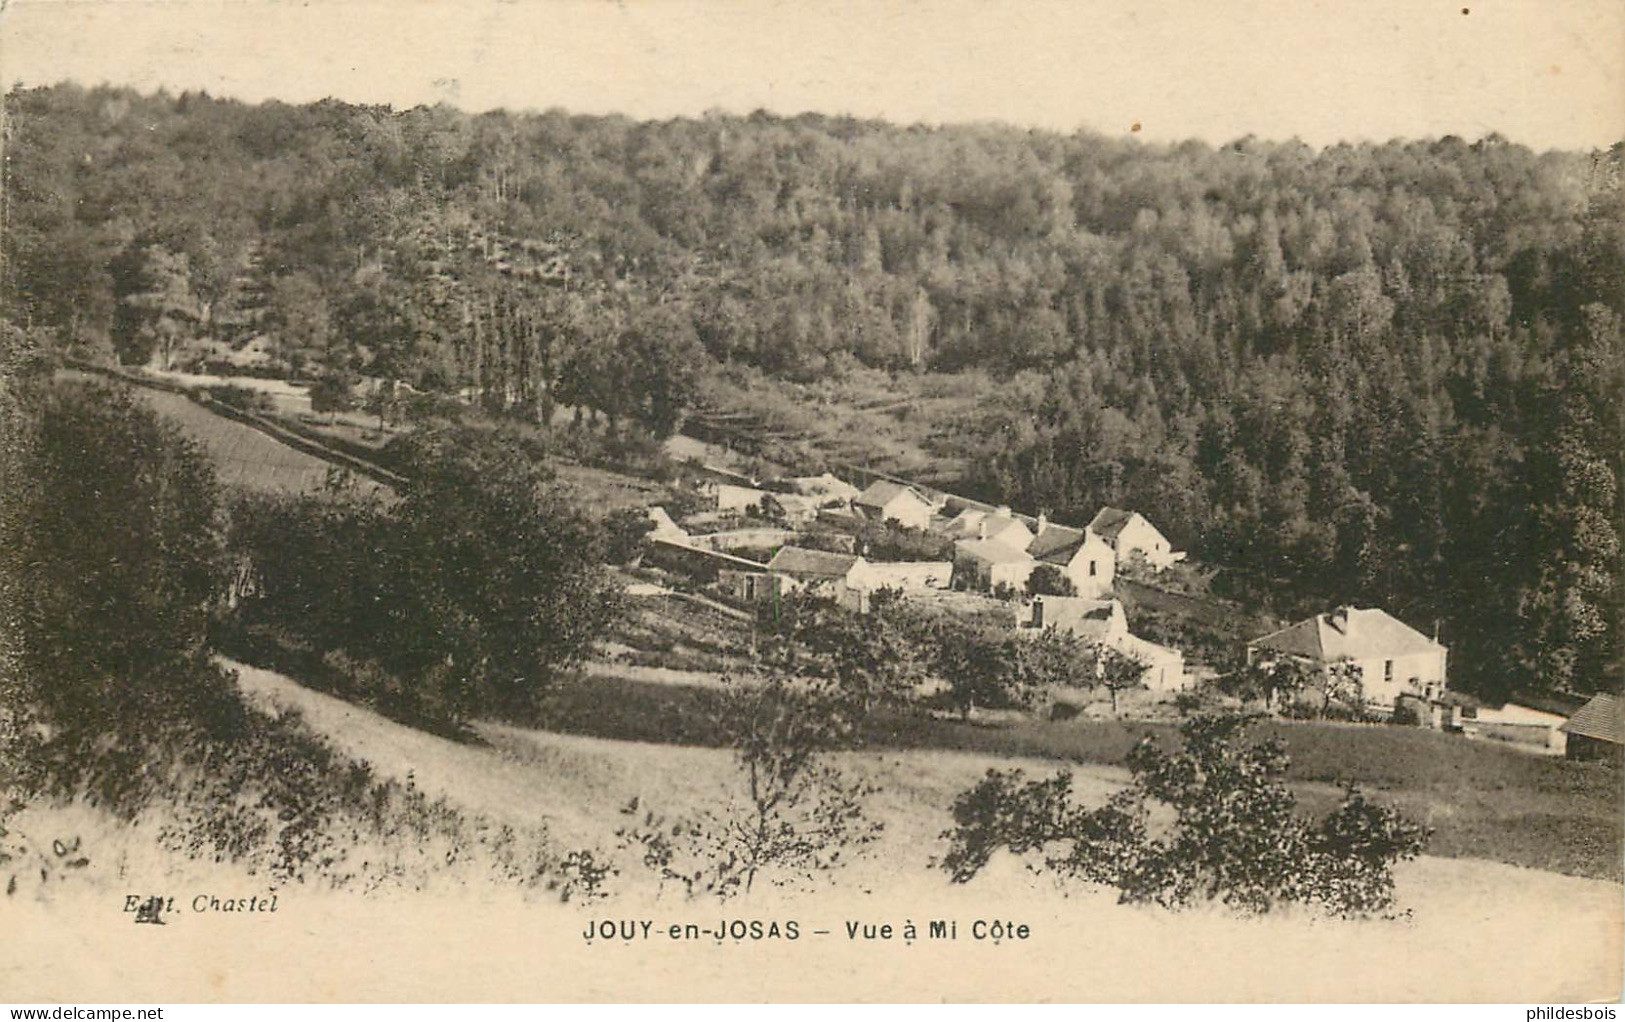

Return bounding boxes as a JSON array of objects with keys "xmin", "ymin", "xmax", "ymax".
[{"xmin": 631, "ymin": 452, "xmax": 1620, "ymax": 761}]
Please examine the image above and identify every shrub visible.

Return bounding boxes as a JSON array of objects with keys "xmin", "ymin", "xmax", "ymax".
[
  {"xmin": 225, "ymin": 425, "xmax": 625, "ymax": 724},
  {"xmin": 204, "ymin": 383, "xmax": 273, "ymax": 413},
  {"xmin": 1026, "ymin": 564, "xmax": 1077, "ymax": 597},
  {"xmin": 1, "ymin": 379, "xmax": 235, "ymax": 743},
  {"xmin": 941, "ymin": 714, "xmax": 1428, "ymax": 917},
  {"xmin": 616, "ymin": 671, "xmax": 880, "ymax": 898}
]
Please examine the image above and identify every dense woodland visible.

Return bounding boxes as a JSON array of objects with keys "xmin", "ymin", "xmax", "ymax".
[{"xmin": 3, "ymin": 83, "xmax": 1621, "ymax": 699}]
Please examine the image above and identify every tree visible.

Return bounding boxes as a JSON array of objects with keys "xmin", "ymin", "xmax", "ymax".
[
  {"xmin": 1090, "ymin": 644, "xmax": 1148, "ymax": 715},
  {"xmin": 266, "ymin": 272, "xmax": 333, "ymax": 379},
  {"xmin": 941, "ymin": 715, "xmax": 1429, "ymax": 918},
  {"xmin": 1, "ymin": 379, "xmax": 232, "ymax": 745},
  {"xmin": 931, "ymin": 619, "xmax": 1027, "ymax": 721},
  {"xmin": 616, "ymin": 671, "xmax": 880, "ymax": 898},
  {"xmin": 761, "ymin": 589, "xmax": 926, "ymax": 715},
  {"xmin": 225, "ymin": 424, "xmax": 624, "ymax": 724},
  {"xmin": 1026, "ymin": 563, "xmax": 1077, "ymax": 597},
  {"xmin": 383, "ymin": 426, "xmax": 625, "ymax": 719},
  {"xmin": 309, "ymin": 374, "xmax": 356, "ymax": 422},
  {"xmin": 111, "ymin": 244, "xmax": 200, "ymax": 369}
]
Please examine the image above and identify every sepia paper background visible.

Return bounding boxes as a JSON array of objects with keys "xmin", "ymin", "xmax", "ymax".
[{"xmin": 1, "ymin": 0, "xmax": 1622, "ymax": 1003}]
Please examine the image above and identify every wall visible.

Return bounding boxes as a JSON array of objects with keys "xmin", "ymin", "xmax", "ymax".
[
  {"xmin": 856, "ymin": 561, "xmax": 953, "ymax": 592},
  {"xmin": 1355, "ymin": 649, "xmax": 1448, "ymax": 710}
]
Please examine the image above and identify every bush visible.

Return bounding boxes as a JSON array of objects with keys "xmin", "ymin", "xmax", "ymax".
[
  {"xmin": 941, "ymin": 714, "xmax": 1428, "ymax": 917},
  {"xmin": 1, "ymin": 379, "xmax": 234, "ymax": 743},
  {"xmin": 616, "ymin": 671, "xmax": 880, "ymax": 898},
  {"xmin": 1026, "ymin": 563, "xmax": 1077, "ymax": 597},
  {"xmin": 225, "ymin": 425, "xmax": 624, "ymax": 725},
  {"xmin": 204, "ymin": 383, "xmax": 273, "ymax": 414}
]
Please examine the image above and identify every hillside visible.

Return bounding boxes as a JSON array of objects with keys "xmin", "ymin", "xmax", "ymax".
[
  {"xmin": 5, "ymin": 658, "xmax": 1618, "ymax": 1002},
  {"xmin": 7, "ymin": 84, "xmax": 1620, "ymax": 700}
]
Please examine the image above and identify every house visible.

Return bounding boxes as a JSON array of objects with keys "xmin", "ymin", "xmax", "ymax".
[
  {"xmin": 1017, "ymin": 595, "xmax": 1127, "ymax": 641},
  {"xmin": 1015, "ymin": 596, "xmax": 1187, "ymax": 692},
  {"xmin": 766, "ymin": 546, "xmax": 867, "ymax": 590},
  {"xmin": 1026, "ymin": 518, "xmax": 1116, "ymax": 599},
  {"xmin": 852, "ymin": 480, "xmax": 935, "ymax": 532},
  {"xmin": 1246, "ymin": 606, "xmax": 1447, "ymax": 713},
  {"xmin": 940, "ymin": 506, "xmax": 1035, "ymax": 551},
  {"xmin": 1560, "ymin": 693, "xmax": 1622, "ymax": 762},
  {"xmin": 785, "ymin": 473, "xmax": 863, "ymax": 504},
  {"xmin": 1088, "ymin": 507, "xmax": 1185, "ymax": 571},
  {"xmin": 952, "ymin": 537, "xmax": 1037, "ymax": 592},
  {"xmin": 716, "ymin": 568, "xmax": 782, "ymax": 605},
  {"xmin": 709, "ymin": 482, "xmax": 773, "ymax": 515}
]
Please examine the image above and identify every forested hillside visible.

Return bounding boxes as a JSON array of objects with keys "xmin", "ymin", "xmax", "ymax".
[{"xmin": 3, "ymin": 83, "xmax": 1620, "ymax": 698}]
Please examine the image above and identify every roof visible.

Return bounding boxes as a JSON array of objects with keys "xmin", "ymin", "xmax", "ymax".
[
  {"xmin": 1504, "ymin": 690, "xmax": 1590, "ymax": 717},
  {"xmin": 1027, "ymin": 523, "xmax": 1090, "ymax": 562},
  {"xmin": 1248, "ymin": 606, "xmax": 1444, "ymax": 661},
  {"xmin": 1028, "ymin": 596, "xmax": 1123, "ymax": 641},
  {"xmin": 785, "ymin": 473, "xmax": 862, "ymax": 501},
  {"xmin": 1560, "ymin": 694, "xmax": 1623, "ymax": 744},
  {"xmin": 766, "ymin": 546, "xmax": 861, "ymax": 579},
  {"xmin": 942, "ymin": 508, "xmax": 1033, "ymax": 547},
  {"xmin": 854, "ymin": 480, "xmax": 930, "ymax": 511},
  {"xmin": 1088, "ymin": 507, "xmax": 1138, "ymax": 540},
  {"xmin": 953, "ymin": 537, "xmax": 1034, "ymax": 566}
]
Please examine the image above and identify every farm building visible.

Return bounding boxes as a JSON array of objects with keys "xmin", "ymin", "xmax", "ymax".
[
  {"xmin": 1015, "ymin": 596, "xmax": 1187, "ymax": 692},
  {"xmin": 952, "ymin": 536, "xmax": 1037, "ymax": 592},
  {"xmin": 1026, "ymin": 520, "xmax": 1116, "ymax": 599},
  {"xmin": 645, "ymin": 536, "xmax": 769, "ymax": 583},
  {"xmin": 767, "ymin": 546, "xmax": 867, "ymax": 589},
  {"xmin": 938, "ymin": 506, "xmax": 1035, "ymax": 550},
  {"xmin": 852, "ymin": 480, "xmax": 935, "ymax": 532},
  {"xmin": 716, "ymin": 568, "xmax": 781, "ymax": 605},
  {"xmin": 709, "ymin": 482, "xmax": 773, "ymax": 515},
  {"xmin": 784, "ymin": 473, "xmax": 863, "ymax": 504},
  {"xmin": 1247, "ymin": 606, "xmax": 1447, "ymax": 713},
  {"xmin": 1560, "ymin": 694, "xmax": 1623, "ymax": 762},
  {"xmin": 852, "ymin": 560, "xmax": 953, "ymax": 593},
  {"xmin": 1468, "ymin": 693, "xmax": 1583, "ymax": 755},
  {"xmin": 1088, "ymin": 507, "xmax": 1185, "ymax": 571}
]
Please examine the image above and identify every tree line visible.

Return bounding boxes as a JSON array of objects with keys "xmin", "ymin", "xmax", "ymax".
[{"xmin": 3, "ymin": 83, "xmax": 1620, "ymax": 696}]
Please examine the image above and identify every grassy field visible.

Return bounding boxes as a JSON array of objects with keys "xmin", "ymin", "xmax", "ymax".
[
  {"xmin": 8, "ymin": 658, "xmax": 1617, "ymax": 1001},
  {"xmin": 519, "ymin": 667, "xmax": 1623, "ymax": 882},
  {"xmin": 104, "ymin": 382, "xmax": 390, "ymax": 498}
]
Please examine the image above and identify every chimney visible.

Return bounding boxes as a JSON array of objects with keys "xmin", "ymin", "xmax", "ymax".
[
  {"xmin": 995, "ymin": 505, "xmax": 1012, "ymax": 519},
  {"xmin": 1037, "ymin": 512, "xmax": 1049, "ymax": 535}
]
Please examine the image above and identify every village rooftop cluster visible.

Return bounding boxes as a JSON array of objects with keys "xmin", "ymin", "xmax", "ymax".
[{"xmin": 634, "ymin": 459, "xmax": 1619, "ymax": 757}]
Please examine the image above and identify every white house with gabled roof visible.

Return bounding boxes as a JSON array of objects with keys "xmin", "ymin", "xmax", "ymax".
[
  {"xmin": 852, "ymin": 480, "xmax": 935, "ymax": 532},
  {"xmin": 1088, "ymin": 507, "xmax": 1184, "ymax": 571},
  {"xmin": 1247, "ymin": 606, "xmax": 1447, "ymax": 712}
]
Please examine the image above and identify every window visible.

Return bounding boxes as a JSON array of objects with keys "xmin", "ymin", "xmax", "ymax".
[
  {"xmin": 1089, "ymin": 560, "xmax": 1097, "ymax": 577},
  {"xmin": 1384, "ymin": 660, "xmax": 1394, "ymax": 683}
]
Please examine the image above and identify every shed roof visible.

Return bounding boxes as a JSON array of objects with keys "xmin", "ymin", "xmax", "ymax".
[
  {"xmin": 855, "ymin": 480, "xmax": 930, "ymax": 510},
  {"xmin": 1560, "ymin": 693, "xmax": 1623, "ymax": 745},
  {"xmin": 766, "ymin": 546, "xmax": 860, "ymax": 578}
]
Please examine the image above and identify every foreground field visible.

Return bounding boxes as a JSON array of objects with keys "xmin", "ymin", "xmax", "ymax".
[
  {"xmin": 507, "ymin": 664, "xmax": 1625, "ymax": 882},
  {"xmin": 5, "ymin": 659, "xmax": 1619, "ymax": 1002}
]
